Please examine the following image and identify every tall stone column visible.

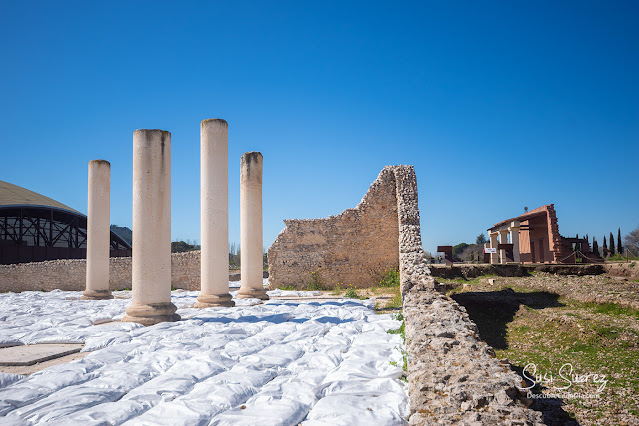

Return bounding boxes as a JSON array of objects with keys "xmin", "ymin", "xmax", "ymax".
[
  {"xmin": 499, "ymin": 229, "xmax": 509, "ymax": 264},
  {"xmin": 82, "ymin": 160, "xmax": 113, "ymax": 300},
  {"xmin": 489, "ymin": 232, "xmax": 499, "ymax": 264},
  {"xmin": 509, "ymin": 221, "xmax": 521, "ymax": 263},
  {"xmin": 122, "ymin": 129, "xmax": 180, "ymax": 326},
  {"xmin": 195, "ymin": 119, "xmax": 234, "ymax": 308},
  {"xmin": 237, "ymin": 152, "xmax": 268, "ymax": 300}
]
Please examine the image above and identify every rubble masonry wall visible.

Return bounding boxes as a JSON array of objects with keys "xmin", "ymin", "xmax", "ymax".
[
  {"xmin": 394, "ymin": 168, "xmax": 543, "ymax": 424},
  {"xmin": 0, "ymin": 251, "xmax": 202, "ymax": 293}
]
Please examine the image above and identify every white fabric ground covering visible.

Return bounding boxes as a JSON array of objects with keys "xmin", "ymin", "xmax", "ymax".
[{"xmin": 0, "ymin": 285, "xmax": 408, "ymax": 425}]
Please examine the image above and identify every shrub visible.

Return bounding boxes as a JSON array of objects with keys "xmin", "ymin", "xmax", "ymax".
[
  {"xmin": 344, "ymin": 287, "xmax": 358, "ymax": 298},
  {"xmin": 379, "ymin": 267, "xmax": 400, "ymax": 288},
  {"xmin": 306, "ymin": 267, "xmax": 326, "ymax": 291}
]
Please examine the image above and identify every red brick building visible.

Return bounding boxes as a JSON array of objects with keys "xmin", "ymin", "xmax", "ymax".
[{"xmin": 487, "ymin": 204, "xmax": 600, "ymax": 264}]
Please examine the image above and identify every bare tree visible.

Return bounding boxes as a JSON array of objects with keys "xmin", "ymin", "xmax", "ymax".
[{"xmin": 624, "ymin": 226, "xmax": 639, "ymax": 257}]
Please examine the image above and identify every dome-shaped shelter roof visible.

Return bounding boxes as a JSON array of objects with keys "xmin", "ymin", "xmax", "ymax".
[
  {"xmin": 0, "ymin": 180, "xmax": 131, "ymax": 265},
  {"xmin": 0, "ymin": 180, "xmax": 82, "ymax": 215}
]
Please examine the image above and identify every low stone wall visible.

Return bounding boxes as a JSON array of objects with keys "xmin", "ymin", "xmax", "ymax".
[
  {"xmin": 268, "ymin": 166, "xmax": 414, "ymax": 289},
  {"xmin": 428, "ymin": 263, "xmax": 607, "ymax": 279},
  {"xmin": 0, "ymin": 251, "xmax": 273, "ymax": 293},
  {"xmin": 0, "ymin": 251, "xmax": 203, "ymax": 293},
  {"xmin": 604, "ymin": 262, "xmax": 639, "ymax": 280},
  {"xmin": 402, "ymin": 286, "xmax": 543, "ymax": 424},
  {"xmin": 394, "ymin": 170, "xmax": 543, "ymax": 423}
]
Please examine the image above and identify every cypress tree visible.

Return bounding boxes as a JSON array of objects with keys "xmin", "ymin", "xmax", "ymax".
[
  {"xmin": 610, "ymin": 232, "xmax": 616, "ymax": 256},
  {"xmin": 593, "ymin": 237, "xmax": 599, "ymax": 255},
  {"xmin": 603, "ymin": 235, "xmax": 607, "ymax": 256},
  {"xmin": 618, "ymin": 228, "xmax": 623, "ymax": 254}
]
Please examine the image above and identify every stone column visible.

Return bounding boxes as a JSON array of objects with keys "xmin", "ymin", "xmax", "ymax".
[
  {"xmin": 122, "ymin": 129, "xmax": 180, "ymax": 326},
  {"xmin": 489, "ymin": 231, "xmax": 499, "ymax": 264},
  {"xmin": 509, "ymin": 221, "xmax": 521, "ymax": 263},
  {"xmin": 499, "ymin": 229, "xmax": 509, "ymax": 264},
  {"xmin": 195, "ymin": 119, "xmax": 234, "ymax": 308},
  {"xmin": 237, "ymin": 152, "xmax": 268, "ymax": 300},
  {"xmin": 82, "ymin": 160, "xmax": 113, "ymax": 300}
]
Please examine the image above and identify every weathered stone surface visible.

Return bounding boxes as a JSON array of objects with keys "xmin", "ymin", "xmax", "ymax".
[
  {"xmin": 268, "ymin": 166, "xmax": 410, "ymax": 289},
  {"xmin": 0, "ymin": 251, "xmax": 275, "ymax": 293},
  {"xmin": 0, "ymin": 344, "xmax": 84, "ymax": 366},
  {"xmin": 403, "ymin": 290, "xmax": 544, "ymax": 424},
  {"xmin": 0, "ymin": 251, "xmax": 202, "ymax": 293},
  {"xmin": 395, "ymin": 170, "xmax": 544, "ymax": 424}
]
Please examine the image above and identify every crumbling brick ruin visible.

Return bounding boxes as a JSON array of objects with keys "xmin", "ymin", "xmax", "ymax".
[
  {"xmin": 488, "ymin": 204, "xmax": 600, "ymax": 264},
  {"xmin": 267, "ymin": 166, "xmax": 413, "ymax": 289}
]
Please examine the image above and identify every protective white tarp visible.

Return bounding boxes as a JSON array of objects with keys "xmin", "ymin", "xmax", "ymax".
[{"xmin": 0, "ymin": 286, "xmax": 408, "ymax": 425}]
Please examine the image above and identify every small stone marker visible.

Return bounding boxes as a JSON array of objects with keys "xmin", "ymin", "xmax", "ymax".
[{"xmin": 0, "ymin": 344, "xmax": 84, "ymax": 366}]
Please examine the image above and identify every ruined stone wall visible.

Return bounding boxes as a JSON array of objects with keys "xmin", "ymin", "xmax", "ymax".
[
  {"xmin": 0, "ymin": 251, "xmax": 202, "ymax": 293},
  {"xmin": 393, "ymin": 167, "xmax": 543, "ymax": 424},
  {"xmin": 268, "ymin": 166, "xmax": 406, "ymax": 289}
]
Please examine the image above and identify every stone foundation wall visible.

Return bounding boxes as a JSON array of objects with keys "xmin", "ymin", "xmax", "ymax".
[
  {"xmin": 0, "ymin": 251, "xmax": 203, "ymax": 293},
  {"xmin": 428, "ymin": 263, "xmax": 607, "ymax": 279},
  {"xmin": 268, "ymin": 166, "xmax": 410, "ymax": 289},
  {"xmin": 393, "ymin": 167, "xmax": 543, "ymax": 424}
]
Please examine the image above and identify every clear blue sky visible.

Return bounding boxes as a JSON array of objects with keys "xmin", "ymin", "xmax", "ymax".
[{"xmin": 1, "ymin": 1, "xmax": 638, "ymax": 253}]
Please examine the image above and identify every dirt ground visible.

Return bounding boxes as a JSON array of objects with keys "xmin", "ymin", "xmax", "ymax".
[{"xmin": 439, "ymin": 272, "xmax": 639, "ymax": 426}]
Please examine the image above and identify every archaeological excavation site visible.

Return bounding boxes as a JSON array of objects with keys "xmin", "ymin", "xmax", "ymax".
[{"xmin": 1, "ymin": 119, "xmax": 637, "ymax": 425}]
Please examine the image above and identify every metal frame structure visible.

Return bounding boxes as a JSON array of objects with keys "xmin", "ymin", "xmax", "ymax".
[{"xmin": 0, "ymin": 205, "xmax": 131, "ymax": 265}]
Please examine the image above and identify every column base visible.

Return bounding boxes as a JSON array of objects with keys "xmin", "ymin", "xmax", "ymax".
[
  {"xmin": 236, "ymin": 287, "xmax": 269, "ymax": 300},
  {"xmin": 121, "ymin": 302, "xmax": 181, "ymax": 326},
  {"xmin": 81, "ymin": 289, "xmax": 113, "ymax": 300},
  {"xmin": 194, "ymin": 293, "xmax": 235, "ymax": 308}
]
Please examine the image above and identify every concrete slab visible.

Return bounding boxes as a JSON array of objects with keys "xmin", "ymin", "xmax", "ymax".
[
  {"xmin": 0, "ymin": 344, "xmax": 84, "ymax": 366},
  {"xmin": 0, "ymin": 351, "xmax": 89, "ymax": 375}
]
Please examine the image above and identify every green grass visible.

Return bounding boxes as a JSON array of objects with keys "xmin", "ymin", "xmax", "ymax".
[
  {"xmin": 344, "ymin": 288, "xmax": 358, "ymax": 298},
  {"xmin": 580, "ymin": 301, "xmax": 639, "ymax": 319},
  {"xmin": 305, "ymin": 281, "xmax": 331, "ymax": 291},
  {"xmin": 607, "ymin": 254, "xmax": 639, "ymax": 262},
  {"xmin": 387, "ymin": 313, "xmax": 407, "ymax": 380},
  {"xmin": 278, "ymin": 284, "xmax": 297, "ymax": 291},
  {"xmin": 385, "ymin": 292, "xmax": 403, "ymax": 310},
  {"xmin": 342, "ymin": 287, "xmax": 367, "ymax": 299},
  {"xmin": 489, "ymin": 296, "xmax": 639, "ymax": 422}
]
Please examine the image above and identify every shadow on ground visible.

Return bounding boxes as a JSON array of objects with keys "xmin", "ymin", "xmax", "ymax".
[
  {"xmin": 451, "ymin": 288, "xmax": 563, "ymax": 350},
  {"xmin": 451, "ymin": 288, "xmax": 579, "ymax": 425}
]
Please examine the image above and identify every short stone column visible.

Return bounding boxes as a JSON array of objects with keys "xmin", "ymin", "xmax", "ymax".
[
  {"xmin": 509, "ymin": 222, "xmax": 521, "ymax": 263},
  {"xmin": 237, "ymin": 152, "xmax": 268, "ymax": 300},
  {"xmin": 122, "ymin": 129, "xmax": 180, "ymax": 326},
  {"xmin": 195, "ymin": 119, "xmax": 234, "ymax": 308},
  {"xmin": 82, "ymin": 160, "xmax": 113, "ymax": 300},
  {"xmin": 489, "ymin": 232, "xmax": 499, "ymax": 264},
  {"xmin": 499, "ymin": 229, "xmax": 509, "ymax": 264}
]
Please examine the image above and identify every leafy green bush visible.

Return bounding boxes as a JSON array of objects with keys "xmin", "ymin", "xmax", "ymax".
[
  {"xmin": 305, "ymin": 267, "xmax": 328, "ymax": 291},
  {"xmin": 379, "ymin": 267, "xmax": 400, "ymax": 288},
  {"xmin": 344, "ymin": 288, "xmax": 358, "ymax": 298}
]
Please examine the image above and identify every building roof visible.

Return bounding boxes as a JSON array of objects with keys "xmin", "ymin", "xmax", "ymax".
[
  {"xmin": 0, "ymin": 180, "xmax": 82, "ymax": 215},
  {"xmin": 488, "ymin": 204, "xmax": 553, "ymax": 231}
]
